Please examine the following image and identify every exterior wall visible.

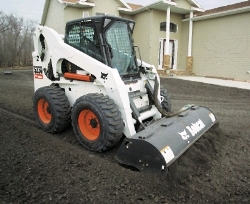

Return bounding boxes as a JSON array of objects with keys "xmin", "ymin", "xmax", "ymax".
[
  {"xmin": 132, "ymin": 11, "xmax": 151, "ymax": 64},
  {"xmin": 179, "ymin": 21, "xmax": 189, "ymax": 70},
  {"xmin": 66, "ymin": 0, "xmax": 124, "ymax": 19},
  {"xmin": 44, "ymin": 0, "xmax": 65, "ymax": 34},
  {"xmin": 45, "ymin": 0, "xmax": 127, "ymax": 33},
  {"xmin": 64, "ymin": 7, "xmax": 91, "ymax": 25},
  {"xmin": 120, "ymin": 14, "xmax": 134, "ymax": 20},
  {"xmin": 91, "ymin": 0, "xmax": 122, "ymax": 16},
  {"xmin": 150, "ymin": 10, "xmax": 184, "ymax": 69},
  {"xmin": 174, "ymin": 0, "xmax": 191, "ymax": 10},
  {"xmin": 192, "ymin": 12, "xmax": 250, "ymax": 80}
]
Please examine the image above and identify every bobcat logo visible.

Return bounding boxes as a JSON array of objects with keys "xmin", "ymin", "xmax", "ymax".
[
  {"xmin": 101, "ymin": 72, "xmax": 108, "ymax": 80},
  {"xmin": 33, "ymin": 66, "xmax": 43, "ymax": 79},
  {"xmin": 178, "ymin": 130, "xmax": 190, "ymax": 140},
  {"xmin": 186, "ymin": 119, "xmax": 206, "ymax": 137},
  {"xmin": 34, "ymin": 66, "xmax": 43, "ymax": 74}
]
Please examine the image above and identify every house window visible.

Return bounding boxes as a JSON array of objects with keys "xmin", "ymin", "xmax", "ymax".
[
  {"xmin": 96, "ymin": 12, "xmax": 116, "ymax": 16},
  {"xmin": 96, "ymin": 12, "xmax": 105, "ymax": 16},
  {"xmin": 82, "ymin": 11, "xmax": 89, "ymax": 18},
  {"xmin": 160, "ymin": 22, "xmax": 178, "ymax": 33}
]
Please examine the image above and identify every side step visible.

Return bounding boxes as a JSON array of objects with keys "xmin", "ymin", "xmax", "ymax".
[
  {"xmin": 129, "ymin": 90, "xmax": 147, "ymax": 99},
  {"xmin": 138, "ymin": 105, "xmax": 152, "ymax": 113},
  {"xmin": 128, "ymin": 91, "xmax": 153, "ymax": 124}
]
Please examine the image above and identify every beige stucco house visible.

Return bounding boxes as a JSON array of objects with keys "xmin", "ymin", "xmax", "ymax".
[
  {"xmin": 41, "ymin": 0, "xmax": 250, "ymax": 80},
  {"xmin": 191, "ymin": 1, "xmax": 250, "ymax": 80}
]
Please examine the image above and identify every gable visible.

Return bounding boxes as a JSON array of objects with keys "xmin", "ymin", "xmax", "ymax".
[
  {"xmin": 62, "ymin": 0, "xmax": 130, "ymax": 9},
  {"xmin": 174, "ymin": 0, "xmax": 194, "ymax": 10},
  {"xmin": 89, "ymin": 0, "xmax": 129, "ymax": 16},
  {"xmin": 120, "ymin": 0, "xmax": 204, "ymax": 15},
  {"xmin": 186, "ymin": 0, "xmax": 202, "ymax": 8},
  {"xmin": 116, "ymin": 0, "xmax": 131, "ymax": 9},
  {"xmin": 42, "ymin": 0, "xmax": 132, "ymax": 24},
  {"xmin": 63, "ymin": 0, "xmax": 79, "ymax": 3}
]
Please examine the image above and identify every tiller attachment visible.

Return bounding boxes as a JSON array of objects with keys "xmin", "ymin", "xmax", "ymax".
[{"xmin": 116, "ymin": 105, "xmax": 217, "ymax": 173}]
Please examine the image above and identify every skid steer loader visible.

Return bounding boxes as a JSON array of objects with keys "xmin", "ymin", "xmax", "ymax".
[{"xmin": 32, "ymin": 16, "xmax": 217, "ymax": 173}]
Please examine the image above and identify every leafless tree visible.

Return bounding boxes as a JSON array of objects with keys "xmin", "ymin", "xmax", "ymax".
[
  {"xmin": 0, "ymin": 11, "xmax": 11, "ymax": 34},
  {"xmin": 16, "ymin": 19, "xmax": 36, "ymax": 66},
  {"xmin": 0, "ymin": 11, "xmax": 36, "ymax": 68}
]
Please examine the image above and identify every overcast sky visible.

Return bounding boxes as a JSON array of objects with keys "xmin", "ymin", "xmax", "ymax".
[{"xmin": 0, "ymin": 0, "xmax": 247, "ymax": 22}]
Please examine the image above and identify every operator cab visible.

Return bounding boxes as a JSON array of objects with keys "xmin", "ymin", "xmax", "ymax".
[{"xmin": 64, "ymin": 16, "xmax": 140, "ymax": 80}]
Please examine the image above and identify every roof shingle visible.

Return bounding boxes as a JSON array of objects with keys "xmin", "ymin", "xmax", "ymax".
[
  {"xmin": 127, "ymin": 3, "xmax": 143, "ymax": 11},
  {"xmin": 197, "ymin": 1, "xmax": 250, "ymax": 16}
]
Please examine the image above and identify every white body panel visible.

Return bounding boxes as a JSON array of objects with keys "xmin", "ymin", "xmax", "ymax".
[{"xmin": 32, "ymin": 25, "xmax": 162, "ymax": 138}]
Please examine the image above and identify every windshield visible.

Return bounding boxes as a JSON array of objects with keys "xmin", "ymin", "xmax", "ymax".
[{"xmin": 105, "ymin": 21, "xmax": 138, "ymax": 76}]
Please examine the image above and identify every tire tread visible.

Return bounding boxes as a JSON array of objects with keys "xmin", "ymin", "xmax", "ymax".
[{"xmin": 72, "ymin": 93, "xmax": 124, "ymax": 152}]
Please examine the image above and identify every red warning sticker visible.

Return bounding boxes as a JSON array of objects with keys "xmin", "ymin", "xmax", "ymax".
[{"xmin": 35, "ymin": 74, "xmax": 43, "ymax": 79}]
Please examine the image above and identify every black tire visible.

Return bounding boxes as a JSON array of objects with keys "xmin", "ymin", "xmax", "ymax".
[
  {"xmin": 160, "ymin": 85, "xmax": 172, "ymax": 112},
  {"xmin": 72, "ymin": 93, "xmax": 124, "ymax": 152},
  {"xmin": 33, "ymin": 86, "xmax": 71, "ymax": 133}
]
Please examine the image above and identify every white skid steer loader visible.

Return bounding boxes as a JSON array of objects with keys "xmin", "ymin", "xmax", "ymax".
[{"xmin": 32, "ymin": 16, "xmax": 217, "ymax": 173}]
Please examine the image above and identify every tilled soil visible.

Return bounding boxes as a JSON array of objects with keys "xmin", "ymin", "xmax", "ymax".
[{"xmin": 0, "ymin": 69, "xmax": 249, "ymax": 204}]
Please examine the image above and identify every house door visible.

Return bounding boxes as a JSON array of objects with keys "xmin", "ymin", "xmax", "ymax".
[{"xmin": 158, "ymin": 39, "xmax": 177, "ymax": 70}]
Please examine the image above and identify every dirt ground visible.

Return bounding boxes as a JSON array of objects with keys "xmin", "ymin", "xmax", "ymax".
[{"xmin": 0, "ymin": 69, "xmax": 249, "ymax": 204}]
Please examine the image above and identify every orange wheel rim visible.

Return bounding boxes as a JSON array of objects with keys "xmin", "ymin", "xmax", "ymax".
[
  {"xmin": 37, "ymin": 98, "xmax": 51, "ymax": 124},
  {"xmin": 78, "ymin": 110, "xmax": 100, "ymax": 141}
]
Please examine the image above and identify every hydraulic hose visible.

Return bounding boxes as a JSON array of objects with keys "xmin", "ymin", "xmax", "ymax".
[{"xmin": 153, "ymin": 76, "xmax": 193, "ymax": 117}]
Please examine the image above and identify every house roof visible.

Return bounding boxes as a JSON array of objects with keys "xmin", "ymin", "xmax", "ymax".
[
  {"xmin": 116, "ymin": 0, "xmax": 132, "ymax": 9},
  {"xmin": 183, "ymin": 0, "xmax": 250, "ymax": 21},
  {"xmin": 62, "ymin": 0, "xmax": 95, "ymax": 6},
  {"xmin": 119, "ymin": 0, "xmax": 204, "ymax": 15},
  {"xmin": 41, "ymin": 0, "xmax": 131, "ymax": 24},
  {"xmin": 197, "ymin": 1, "xmax": 250, "ymax": 16},
  {"xmin": 172, "ymin": 0, "xmax": 202, "ymax": 9},
  {"xmin": 126, "ymin": 1, "xmax": 203, "ymax": 11},
  {"xmin": 63, "ymin": 0, "xmax": 79, "ymax": 3},
  {"xmin": 127, "ymin": 3, "xmax": 143, "ymax": 11},
  {"xmin": 187, "ymin": 0, "xmax": 202, "ymax": 9},
  {"xmin": 60, "ymin": 0, "xmax": 131, "ymax": 9},
  {"xmin": 41, "ymin": 0, "xmax": 206, "ymax": 24}
]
